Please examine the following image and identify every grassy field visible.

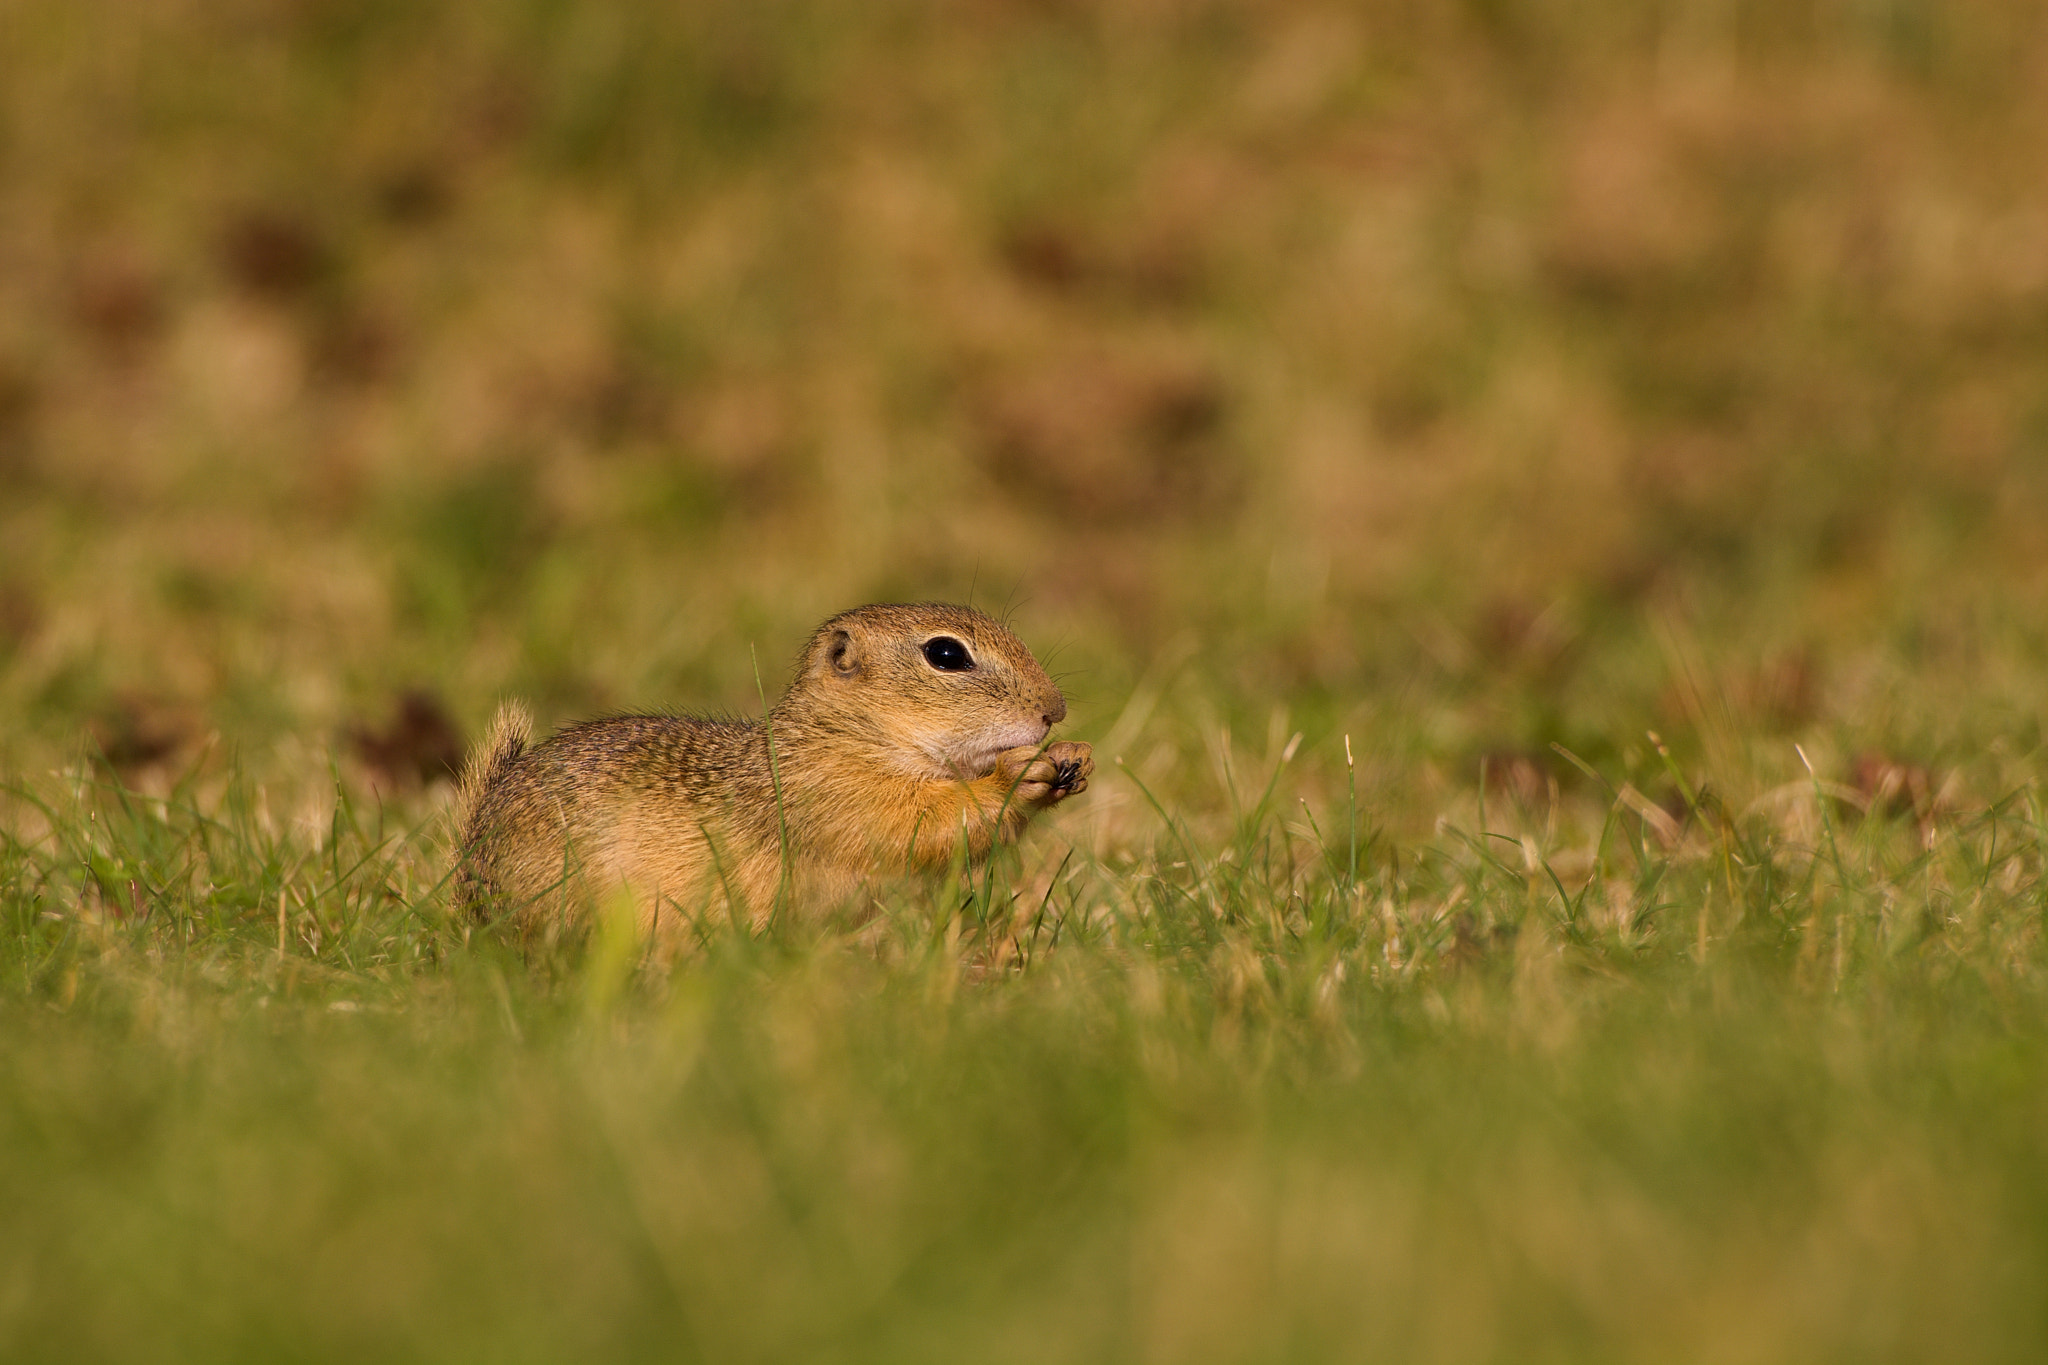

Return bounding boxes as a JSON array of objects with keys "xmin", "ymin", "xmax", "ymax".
[{"xmin": 6, "ymin": 0, "xmax": 2048, "ymax": 1360}]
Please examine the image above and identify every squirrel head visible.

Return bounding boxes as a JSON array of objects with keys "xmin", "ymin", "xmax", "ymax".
[{"xmin": 779, "ymin": 602, "xmax": 1068, "ymax": 779}]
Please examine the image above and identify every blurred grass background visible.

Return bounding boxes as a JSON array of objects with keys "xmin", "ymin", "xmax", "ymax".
[
  {"xmin": 5, "ymin": 0, "xmax": 2048, "ymax": 1360},
  {"xmin": 5, "ymin": 0, "xmax": 2046, "ymax": 781}
]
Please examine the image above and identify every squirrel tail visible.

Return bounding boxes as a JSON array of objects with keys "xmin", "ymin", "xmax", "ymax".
[
  {"xmin": 452, "ymin": 701, "xmax": 532, "ymax": 916},
  {"xmin": 456, "ymin": 701, "xmax": 532, "ymax": 822}
]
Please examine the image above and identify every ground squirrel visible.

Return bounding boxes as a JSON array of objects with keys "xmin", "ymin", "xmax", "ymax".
[{"xmin": 453, "ymin": 603, "xmax": 1092, "ymax": 939}]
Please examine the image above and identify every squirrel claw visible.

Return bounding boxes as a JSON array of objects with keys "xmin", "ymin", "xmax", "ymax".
[{"xmin": 1001, "ymin": 740, "xmax": 1094, "ymax": 807}]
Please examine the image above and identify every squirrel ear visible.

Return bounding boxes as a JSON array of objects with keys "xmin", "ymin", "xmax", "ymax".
[{"xmin": 826, "ymin": 628, "xmax": 861, "ymax": 678}]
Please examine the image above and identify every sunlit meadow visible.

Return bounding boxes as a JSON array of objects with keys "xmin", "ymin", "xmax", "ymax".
[{"xmin": 5, "ymin": 1, "xmax": 2048, "ymax": 1360}]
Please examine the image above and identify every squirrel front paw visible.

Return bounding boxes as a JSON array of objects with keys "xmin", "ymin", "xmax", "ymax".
[{"xmin": 997, "ymin": 740, "xmax": 1094, "ymax": 807}]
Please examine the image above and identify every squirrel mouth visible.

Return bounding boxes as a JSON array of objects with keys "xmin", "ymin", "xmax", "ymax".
[{"xmin": 950, "ymin": 722, "xmax": 1054, "ymax": 777}]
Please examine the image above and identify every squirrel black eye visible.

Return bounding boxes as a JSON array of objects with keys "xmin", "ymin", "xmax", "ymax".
[{"xmin": 921, "ymin": 636, "xmax": 974, "ymax": 672}]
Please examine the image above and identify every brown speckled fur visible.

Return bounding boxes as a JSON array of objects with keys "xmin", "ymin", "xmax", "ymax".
[{"xmin": 453, "ymin": 603, "xmax": 1092, "ymax": 942}]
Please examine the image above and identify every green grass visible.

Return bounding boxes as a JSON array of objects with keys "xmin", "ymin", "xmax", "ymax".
[
  {"xmin": 6, "ymin": 740, "xmax": 2048, "ymax": 1362},
  {"xmin": 7, "ymin": 0, "xmax": 2048, "ymax": 1357}
]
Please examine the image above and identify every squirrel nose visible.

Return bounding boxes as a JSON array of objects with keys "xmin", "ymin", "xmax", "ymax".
[{"xmin": 1042, "ymin": 693, "xmax": 1067, "ymax": 726}]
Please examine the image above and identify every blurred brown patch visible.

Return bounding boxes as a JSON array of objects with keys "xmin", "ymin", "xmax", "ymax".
[
  {"xmin": 1479, "ymin": 749, "xmax": 1556, "ymax": 810},
  {"xmin": 310, "ymin": 306, "xmax": 400, "ymax": 389},
  {"xmin": 1733, "ymin": 648, "xmax": 1820, "ymax": 729},
  {"xmin": 67, "ymin": 253, "xmax": 168, "ymax": 361},
  {"xmin": 1541, "ymin": 100, "xmax": 1715, "ymax": 302},
  {"xmin": 1036, "ymin": 541, "xmax": 1159, "ymax": 636},
  {"xmin": 1475, "ymin": 598, "xmax": 1579, "ymax": 682},
  {"xmin": 89, "ymin": 695, "xmax": 201, "ymax": 775},
  {"xmin": 347, "ymin": 690, "xmax": 466, "ymax": 789},
  {"xmin": 0, "ymin": 362, "xmax": 35, "ymax": 471},
  {"xmin": 1365, "ymin": 362, "xmax": 1456, "ymax": 440},
  {"xmin": 998, "ymin": 217, "xmax": 1204, "ymax": 307},
  {"xmin": 582, "ymin": 361, "xmax": 678, "ymax": 448},
  {"xmin": 674, "ymin": 378, "xmax": 797, "ymax": 511},
  {"xmin": 218, "ymin": 209, "xmax": 329, "ymax": 300},
  {"xmin": 1594, "ymin": 543, "xmax": 1678, "ymax": 607},
  {"xmin": 688, "ymin": 380, "xmax": 787, "ymax": 470},
  {"xmin": 1001, "ymin": 222, "xmax": 1091, "ymax": 292},
  {"xmin": 1269, "ymin": 624, "xmax": 1360, "ymax": 694},
  {"xmin": 0, "ymin": 582, "xmax": 40, "ymax": 655},
  {"xmin": 296, "ymin": 441, "xmax": 370, "ymax": 523},
  {"xmin": 376, "ymin": 162, "xmax": 455, "ymax": 227},
  {"xmin": 1628, "ymin": 433, "xmax": 1761, "ymax": 537},
  {"xmin": 1850, "ymin": 751, "xmax": 1936, "ymax": 821},
  {"xmin": 1655, "ymin": 648, "xmax": 1822, "ymax": 735},
  {"xmin": 463, "ymin": 69, "xmax": 536, "ymax": 150},
  {"xmin": 975, "ymin": 347, "xmax": 1232, "ymax": 524},
  {"xmin": 1442, "ymin": 911, "xmax": 1517, "ymax": 969}
]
